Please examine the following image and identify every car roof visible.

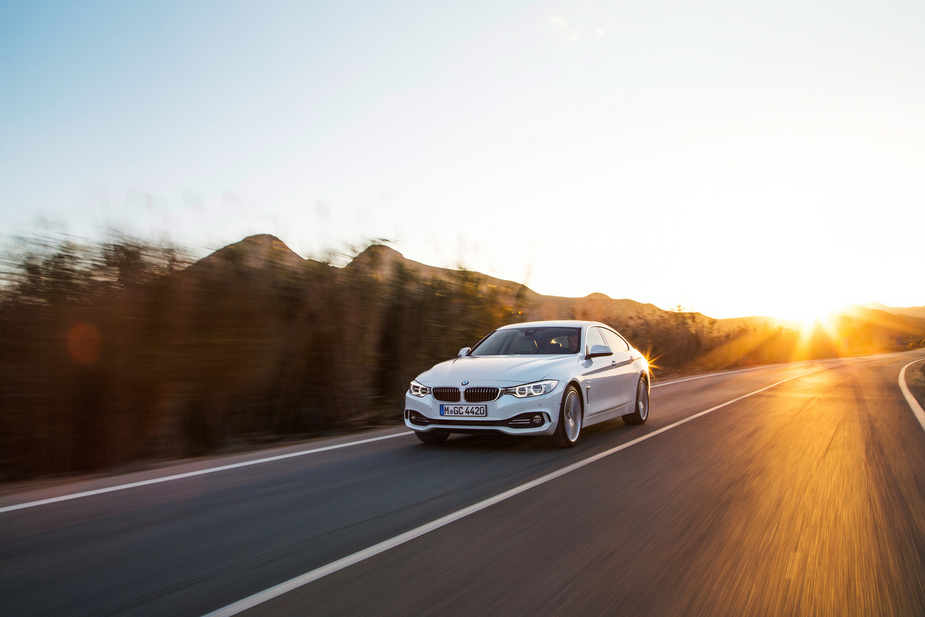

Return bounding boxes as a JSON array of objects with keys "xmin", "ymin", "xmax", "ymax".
[{"xmin": 496, "ymin": 320, "xmax": 606, "ymax": 330}]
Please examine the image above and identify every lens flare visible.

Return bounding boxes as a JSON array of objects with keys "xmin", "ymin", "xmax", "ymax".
[{"xmin": 67, "ymin": 322, "xmax": 101, "ymax": 365}]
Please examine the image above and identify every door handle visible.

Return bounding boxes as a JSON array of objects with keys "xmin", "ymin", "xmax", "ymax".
[{"xmin": 611, "ymin": 360, "xmax": 618, "ymax": 366}]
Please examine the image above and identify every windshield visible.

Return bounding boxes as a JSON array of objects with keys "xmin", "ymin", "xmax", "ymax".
[{"xmin": 470, "ymin": 327, "xmax": 581, "ymax": 356}]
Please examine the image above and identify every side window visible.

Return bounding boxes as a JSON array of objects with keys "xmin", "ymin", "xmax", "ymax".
[
  {"xmin": 616, "ymin": 332, "xmax": 632, "ymax": 351},
  {"xmin": 602, "ymin": 328, "xmax": 629, "ymax": 352},
  {"xmin": 585, "ymin": 327, "xmax": 605, "ymax": 355}
]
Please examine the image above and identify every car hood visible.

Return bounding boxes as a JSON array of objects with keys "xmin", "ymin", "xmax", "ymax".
[{"xmin": 417, "ymin": 355, "xmax": 577, "ymax": 386}]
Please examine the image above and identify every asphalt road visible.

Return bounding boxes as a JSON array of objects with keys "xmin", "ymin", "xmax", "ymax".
[{"xmin": 2, "ymin": 351, "xmax": 925, "ymax": 616}]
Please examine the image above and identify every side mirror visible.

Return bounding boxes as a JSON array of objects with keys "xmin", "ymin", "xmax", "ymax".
[
  {"xmin": 458, "ymin": 347, "xmax": 471, "ymax": 357},
  {"xmin": 587, "ymin": 344, "xmax": 613, "ymax": 359}
]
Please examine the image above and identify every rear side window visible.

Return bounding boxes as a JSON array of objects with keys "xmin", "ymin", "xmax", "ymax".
[
  {"xmin": 601, "ymin": 328, "xmax": 629, "ymax": 352},
  {"xmin": 585, "ymin": 327, "xmax": 605, "ymax": 355}
]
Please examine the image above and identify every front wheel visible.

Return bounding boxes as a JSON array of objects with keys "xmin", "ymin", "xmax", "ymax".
[
  {"xmin": 548, "ymin": 385, "xmax": 583, "ymax": 448},
  {"xmin": 623, "ymin": 378, "xmax": 649, "ymax": 425},
  {"xmin": 415, "ymin": 430, "xmax": 449, "ymax": 444}
]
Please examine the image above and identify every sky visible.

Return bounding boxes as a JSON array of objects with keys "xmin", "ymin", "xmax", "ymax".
[{"xmin": 1, "ymin": 0, "xmax": 923, "ymax": 319}]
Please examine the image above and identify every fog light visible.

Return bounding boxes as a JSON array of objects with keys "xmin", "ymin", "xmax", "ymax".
[
  {"xmin": 407, "ymin": 411, "xmax": 429, "ymax": 426},
  {"xmin": 532, "ymin": 414, "xmax": 543, "ymax": 425}
]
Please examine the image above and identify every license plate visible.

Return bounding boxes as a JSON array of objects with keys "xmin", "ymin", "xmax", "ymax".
[{"xmin": 440, "ymin": 404, "xmax": 487, "ymax": 417}]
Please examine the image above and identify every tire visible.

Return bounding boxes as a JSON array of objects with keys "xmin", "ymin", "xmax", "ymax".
[
  {"xmin": 548, "ymin": 385, "xmax": 583, "ymax": 448},
  {"xmin": 415, "ymin": 430, "xmax": 449, "ymax": 444},
  {"xmin": 623, "ymin": 378, "xmax": 649, "ymax": 425}
]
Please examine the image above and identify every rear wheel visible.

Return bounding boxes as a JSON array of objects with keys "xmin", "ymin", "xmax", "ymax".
[
  {"xmin": 548, "ymin": 385, "xmax": 583, "ymax": 448},
  {"xmin": 415, "ymin": 430, "xmax": 449, "ymax": 444},
  {"xmin": 623, "ymin": 378, "xmax": 649, "ymax": 425}
]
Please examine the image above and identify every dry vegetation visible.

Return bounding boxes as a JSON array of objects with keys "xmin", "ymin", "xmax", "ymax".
[
  {"xmin": 0, "ymin": 235, "xmax": 525, "ymax": 478},
  {"xmin": 1, "ymin": 233, "xmax": 922, "ymax": 480}
]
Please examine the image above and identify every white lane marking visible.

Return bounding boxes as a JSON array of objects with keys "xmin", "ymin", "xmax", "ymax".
[
  {"xmin": 899, "ymin": 359, "xmax": 925, "ymax": 433},
  {"xmin": 651, "ymin": 353, "xmax": 902, "ymax": 388},
  {"xmin": 202, "ymin": 367, "xmax": 826, "ymax": 617},
  {"xmin": 652, "ymin": 364, "xmax": 794, "ymax": 388},
  {"xmin": 0, "ymin": 432, "xmax": 412, "ymax": 515}
]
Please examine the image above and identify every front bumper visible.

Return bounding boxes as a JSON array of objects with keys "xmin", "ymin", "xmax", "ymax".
[{"xmin": 403, "ymin": 387, "xmax": 561, "ymax": 436}]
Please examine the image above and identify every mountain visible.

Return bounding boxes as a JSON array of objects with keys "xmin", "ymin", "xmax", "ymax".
[
  {"xmin": 345, "ymin": 243, "xmax": 458, "ymax": 283},
  {"xmin": 863, "ymin": 302, "xmax": 925, "ymax": 320},
  {"xmin": 842, "ymin": 305, "xmax": 925, "ymax": 345},
  {"xmin": 346, "ymin": 244, "xmax": 723, "ymax": 327},
  {"xmin": 184, "ymin": 234, "xmax": 308, "ymax": 276}
]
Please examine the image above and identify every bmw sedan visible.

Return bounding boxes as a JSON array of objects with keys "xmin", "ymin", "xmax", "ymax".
[{"xmin": 404, "ymin": 320, "xmax": 650, "ymax": 447}]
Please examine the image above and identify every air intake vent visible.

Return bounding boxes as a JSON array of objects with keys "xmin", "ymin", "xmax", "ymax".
[
  {"xmin": 432, "ymin": 387, "xmax": 461, "ymax": 402},
  {"xmin": 464, "ymin": 387, "xmax": 500, "ymax": 402}
]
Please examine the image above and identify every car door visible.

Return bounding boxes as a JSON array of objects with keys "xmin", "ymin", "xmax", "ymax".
[
  {"xmin": 600, "ymin": 328, "xmax": 637, "ymax": 409},
  {"xmin": 582, "ymin": 327, "xmax": 622, "ymax": 415}
]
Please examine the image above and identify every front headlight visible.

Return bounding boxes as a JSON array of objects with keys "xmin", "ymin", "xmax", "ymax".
[
  {"xmin": 409, "ymin": 380, "xmax": 430, "ymax": 397},
  {"xmin": 504, "ymin": 379, "xmax": 559, "ymax": 398}
]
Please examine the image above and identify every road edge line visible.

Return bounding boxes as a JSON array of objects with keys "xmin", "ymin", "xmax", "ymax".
[
  {"xmin": 202, "ymin": 367, "xmax": 826, "ymax": 617},
  {"xmin": 652, "ymin": 364, "xmax": 791, "ymax": 388},
  {"xmin": 0, "ymin": 431, "xmax": 412, "ymax": 515},
  {"xmin": 899, "ymin": 359, "xmax": 925, "ymax": 433},
  {"xmin": 652, "ymin": 352, "xmax": 906, "ymax": 389}
]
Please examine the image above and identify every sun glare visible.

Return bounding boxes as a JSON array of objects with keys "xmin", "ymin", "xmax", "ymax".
[
  {"xmin": 775, "ymin": 299, "xmax": 845, "ymax": 326},
  {"xmin": 799, "ymin": 309, "xmax": 834, "ymax": 331},
  {"xmin": 788, "ymin": 302, "xmax": 847, "ymax": 360}
]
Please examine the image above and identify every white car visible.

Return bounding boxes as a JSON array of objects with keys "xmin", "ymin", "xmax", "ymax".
[{"xmin": 404, "ymin": 320, "xmax": 650, "ymax": 447}]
